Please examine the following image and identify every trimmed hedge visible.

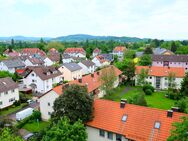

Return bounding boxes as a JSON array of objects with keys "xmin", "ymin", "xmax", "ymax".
[
  {"xmin": 145, "ymin": 89, "xmax": 152, "ymax": 95},
  {"xmin": 143, "ymin": 85, "xmax": 154, "ymax": 92}
]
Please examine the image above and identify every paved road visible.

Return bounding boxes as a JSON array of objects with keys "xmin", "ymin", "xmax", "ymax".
[{"xmin": 8, "ymin": 102, "xmax": 39, "ymax": 121}]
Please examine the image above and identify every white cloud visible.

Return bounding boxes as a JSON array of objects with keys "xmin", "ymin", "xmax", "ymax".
[{"xmin": 0, "ymin": 0, "xmax": 187, "ymax": 39}]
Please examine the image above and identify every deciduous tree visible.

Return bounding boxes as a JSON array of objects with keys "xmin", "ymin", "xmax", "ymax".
[{"xmin": 0, "ymin": 128, "xmax": 23, "ymax": 141}]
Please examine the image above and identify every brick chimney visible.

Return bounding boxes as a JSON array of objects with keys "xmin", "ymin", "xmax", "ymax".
[
  {"xmin": 167, "ymin": 110, "xmax": 173, "ymax": 118},
  {"xmin": 91, "ymin": 73, "xmax": 94, "ymax": 78},
  {"xmin": 78, "ymin": 78, "xmax": 82, "ymax": 83},
  {"xmin": 97, "ymin": 71, "xmax": 100, "ymax": 75},
  {"xmin": 120, "ymin": 99, "xmax": 127, "ymax": 108}
]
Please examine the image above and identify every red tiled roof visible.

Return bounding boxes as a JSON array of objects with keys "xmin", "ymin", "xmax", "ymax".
[
  {"xmin": 135, "ymin": 66, "xmax": 185, "ymax": 78},
  {"xmin": 53, "ymin": 85, "xmax": 63, "ymax": 95},
  {"xmin": 69, "ymin": 66, "xmax": 122, "ymax": 93},
  {"xmin": 64, "ymin": 48, "xmax": 85, "ymax": 54},
  {"xmin": 96, "ymin": 55, "xmax": 108, "ymax": 63},
  {"xmin": 16, "ymin": 69, "xmax": 25, "ymax": 74},
  {"xmin": 22, "ymin": 48, "xmax": 46, "ymax": 56},
  {"xmin": 113, "ymin": 46, "xmax": 127, "ymax": 52},
  {"xmin": 93, "ymin": 48, "xmax": 101, "ymax": 53},
  {"xmin": 86, "ymin": 99, "xmax": 187, "ymax": 141}
]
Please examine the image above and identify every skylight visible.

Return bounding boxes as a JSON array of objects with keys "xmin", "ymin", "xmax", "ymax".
[
  {"xmin": 122, "ymin": 114, "xmax": 127, "ymax": 122},
  {"xmin": 154, "ymin": 121, "xmax": 161, "ymax": 129}
]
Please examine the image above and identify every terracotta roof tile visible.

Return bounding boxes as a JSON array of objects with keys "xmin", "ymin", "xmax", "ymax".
[
  {"xmin": 53, "ymin": 85, "xmax": 63, "ymax": 95},
  {"xmin": 86, "ymin": 99, "xmax": 187, "ymax": 141},
  {"xmin": 22, "ymin": 48, "xmax": 46, "ymax": 56},
  {"xmin": 64, "ymin": 48, "xmax": 85, "ymax": 54},
  {"xmin": 113, "ymin": 46, "xmax": 127, "ymax": 52},
  {"xmin": 135, "ymin": 66, "xmax": 185, "ymax": 78}
]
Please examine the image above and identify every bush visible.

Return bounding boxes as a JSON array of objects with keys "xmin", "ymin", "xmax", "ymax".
[
  {"xmin": 128, "ymin": 94, "xmax": 147, "ymax": 106},
  {"xmin": 31, "ymin": 111, "xmax": 41, "ymax": 121},
  {"xmin": 13, "ymin": 100, "xmax": 21, "ymax": 106},
  {"xmin": 166, "ymin": 89, "xmax": 181, "ymax": 100},
  {"xmin": 143, "ymin": 85, "xmax": 154, "ymax": 92},
  {"xmin": 145, "ymin": 89, "xmax": 152, "ymax": 95},
  {"xmin": 19, "ymin": 93, "xmax": 29, "ymax": 103}
]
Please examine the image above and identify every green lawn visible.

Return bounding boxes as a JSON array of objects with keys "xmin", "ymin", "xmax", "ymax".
[
  {"xmin": 0, "ymin": 103, "xmax": 28, "ymax": 116},
  {"xmin": 103, "ymin": 86, "xmax": 176, "ymax": 110},
  {"xmin": 23, "ymin": 121, "xmax": 49, "ymax": 132}
]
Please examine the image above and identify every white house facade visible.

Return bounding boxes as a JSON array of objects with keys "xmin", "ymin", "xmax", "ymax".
[
  {"xmin": 0, "ymin": 78, "xmax": 19, "ymax": 109},
  {"xmin": 78, "ymin": 60, "xmax": 95, "ymax": 75}
]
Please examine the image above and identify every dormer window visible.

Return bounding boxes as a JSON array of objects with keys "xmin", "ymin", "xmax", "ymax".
[
  {"xmin": 154, "ymin": 121, "xmax": 161, "ymax": 129},
  {"xmin": 53, "ymin": 71, "xmax": 57, "ymax": 74},
  {"xmin": 47, "ymin": 72, "xmax": 51, "ymax": 75}
]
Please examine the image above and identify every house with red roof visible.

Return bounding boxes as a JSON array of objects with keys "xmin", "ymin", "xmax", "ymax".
[
  {"xmin": 135, "ymin": 66, "xmax": 185, "ymax": 89},
  {"xmin": 64, "ymin": 48, "xmax": 86, "ymax": 58},
  {"xmin": 21, "ymin": 48, "xmax": 46, "ymax": 57},
  {"xmin": 92, "ymin": 55, "xmax": 110, "ymax": 67},
  {"xmin": 92, "ymin": 48, "xmax": 101, "ymax": 57},
  {"xmin": 113, "ymin": 46, "xmax": 127, "ymax": 60},
  {"xmin": 3, "ymin": 49, "xmax": 20, "ymax": 57},
  {"xmin": 86, "ymin": 99, "xmax": 187, "ymax": 141},
  {"xmin": 39, "ymin": 65, "xmax": 122, "ymax": 120}
]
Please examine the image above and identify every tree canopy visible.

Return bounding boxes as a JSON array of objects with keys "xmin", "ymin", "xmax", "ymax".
[
  {"xmin": 180, "ymin": 72, "xmax": 188, "ymax": 97},
  {"xmin": 168, "ymin": 116, "xmax": 188, "ymax": 141},
  {"xmin": 0, "ymin": 128, "xmax": 23, "ymax": 141},
  {"xmin": 139, "ymin": 54, "xmax": 152, "ymax": 66},
  {"xmin": 52, "ymin": 84, "xmax": 93, "ymax": 123},
  {"xmin": 42, "ymin": 117, "xmax": 87, "ymax": 141}
]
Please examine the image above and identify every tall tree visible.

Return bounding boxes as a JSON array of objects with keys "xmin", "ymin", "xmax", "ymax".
[
  {"xmin": 0, "ymin": 128, "xmax": 23, "ymax": 141},
  {"xmin": 99, "ymin": 66, "xmax": 117, "ymax": 94},
  {"xmin": 42, "ymin": 117, "xmax": 87, "ymax": 141},
  {"xmin": 139, "ymin": 55, "xmax": 152, "ymax": 66},
  {"xmin": 180, "ymin": 73, "xmax": 188, "ymax": 97},
  {"xmin": 52, "ymin": 84, "xmax": 93, "ymax": 123},
  {"xmin": 168, "ymin": 116, "xmax": 188, "ymax": 141},
  {"xmin": 137, "ymin": 68, "xmax": 149, "ymax": 86},
  {"xmin": 168, "ymin": 72, "xmax": 176, "ymax": 89},
  {"xmin": 144, "ymin": 46, "xmax": 153, "ymax": 54},
  {"xmin": 11, "ymin": 39, "xmax": 15, "ymax": 49},
  {"xmin": 171, "ymin": 41, "xmax": 177, "ymax": 52}
]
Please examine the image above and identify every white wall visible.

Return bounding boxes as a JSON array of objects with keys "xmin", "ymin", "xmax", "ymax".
[
  {"xmin": 0, "ymin": 62, "xmax": 15, "ymax": 73},
  {"xmin": 23, "ymin": 71, "xmax": 62, "ymax": 93},
  {"xmin": 86, "ymin": 126, "xmax": 128, "ymax": 141},
  {"xmin": 78, "ymin": 63, "xmax": 95, "ymax": 75},
  {"xmin": 44, "ymin": 58, "xmax": 53, "ymax": 66},
  {"xmin": 40, "ymin": 90, "xmax": 59, "ymax": 120},
  {"xmin": 0, "ymin": 88, "xmax": 19, "ymax": 109}
]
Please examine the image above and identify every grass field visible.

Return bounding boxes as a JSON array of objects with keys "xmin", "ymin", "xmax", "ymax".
[
  {"xmin": 23, "ymin": 121, "xmax": 49, "ymax": 132},
  {"xmin": 103, "ymin": 86, "xmax": 176, "ymax": 110},
  {"xmin": 0, "ymin": 103, "xmax": 28, "ymax": 116}
]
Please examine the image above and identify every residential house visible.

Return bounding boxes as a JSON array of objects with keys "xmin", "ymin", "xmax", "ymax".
[
  {"xmin": 69, "ymin": 65, "xmax": 122, "ymax": 98},
  {"xmin": 3, "ymin": 49, "xmax": 20, "ymax": 57},
  {"xmin": 92, "ymin": 48, "xmax": 101, "ymax": 57},
  {"xmin": 39, "ymin": 66, "xmax": 122, "ymax": 120},
  {"xmin": 135, "ymin": 66, "xmax": 185, "ymax": 89},
  {"xmin": 62, "ymin": 54, "xmax": 73, "ymax": 64},
  {"xmin": 86, "ymin": 99, "xmax": 187, "ymax": 141},
  {"xmin": 64, "ymin": 48, "xmax": 86, "ymax": 58},
  {"xmin": 92, "ymin": 55, "xmax": 110, "ymax": 68},
  {"xmin": 152, "ymin": 55, "xmax": 188, "ymax": 71},
  {"xmin": 49, "ymin": 48, "xmax": 60, "ymax": 63},
  {"xmin": 49, "ymin": 48, "xmax": 59, "ymax": 54},
  {"xmin": 0, "ymin": 77, "xmax": 19, "ymax": 109},
  {"xmin": 0, "ymin": 58, "xmax": 25, "ymax": 73},
  {"xmin": 112, "ymin": 46, "xmax": 127, "ymax": 60},
  {"xmin": 21, "ymin": 48, "xmax": 46, "ymax": 56},
  {"xmin": 59, "ymin": 63, "xmax": 82, "ymax": 81},
  {"xmin": 78, "ymin": 60, "xmax": 95, "ymax": 75},
  {"xmin": 153, "ymin": 47, "xmax": 174, "ymax": 55},
  {"xmin": 22, "ymin": 66, "xmax": 62, "ymax": 94}
]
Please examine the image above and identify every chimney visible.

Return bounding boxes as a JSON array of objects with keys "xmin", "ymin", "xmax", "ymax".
[
  {"xmin": 97, "ymin": 71, "xmax": 100, "ymax": 75},
  {"xmin": 171, "ymin": 107, "xmax": 180, "ymax": 112},
  {"xmin": 120, "ymin": 99, "xmax": 127, "ymax": 108},
  {"xmin": 91, "ymin": 73, "xmax": 94, "ymax": 77},
  {"xmin": 78, "ymin": 78, "xmax": 82, "ymax": 83},
  {"xmin": 167, "ymin": 110, "xmax": 173, "ymax": 118}
]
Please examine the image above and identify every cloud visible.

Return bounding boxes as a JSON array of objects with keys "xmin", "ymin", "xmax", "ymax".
[{"xmin": 0, "ymin": 0, "xmax": 187, "ymax": 39}]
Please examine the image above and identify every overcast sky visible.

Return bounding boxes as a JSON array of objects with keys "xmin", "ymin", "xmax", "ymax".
[{"xmin": 0, "ymin": 0, "xmax": 188, "ymax": 39}]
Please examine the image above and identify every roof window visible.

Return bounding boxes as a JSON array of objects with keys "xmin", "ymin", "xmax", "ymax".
[
  {"xmin": 154, "ymin": 121, "xmax": 161, "ymax": 129},
  {"xmin": 122, "ymin": 114, "xmax": 127, "ymax": 122}
]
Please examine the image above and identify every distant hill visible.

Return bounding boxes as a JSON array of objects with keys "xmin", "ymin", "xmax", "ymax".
[
  {"xmin": 0, "ymin": 34, "xmax": 148, "ymax": 42},
  {"xmin": 53, "ymin": 34, "xmax": 148, "ymax": 42},
  {"xmin": 0, "ymin": 36, "xmax": 51, "ymax": 41}
]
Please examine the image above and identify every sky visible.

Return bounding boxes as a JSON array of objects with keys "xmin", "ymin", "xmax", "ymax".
[{"xmin": 0, "ymin": 0, "xmax": 188, "ymax": 40}]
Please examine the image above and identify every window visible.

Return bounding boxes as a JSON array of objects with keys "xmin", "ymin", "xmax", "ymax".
[
  {"xmin": 32, "ymin": 74, "xmax": 34, "ymax": 76},
  {"xmin": 165, "ymin": 77, "xmax": 167, "ymax": 80},
  {"xmin": 116, "ymin": 134, "xmax": 122, "ymax": 141},
  {"xmin": 12, "ymin": 89, "xmax": 15, "ymax": 93},
  {"xmin": 48, "ymin": 112, "xmax": 51, "ymax": 115},
  {"xmin": 122, "ymin": 114, "xmax": 127, "ymax": 122},
  {"xmin": 150, "ymin": 76, "xmax": 152, "ymax": 79},
  {"xmin": 99, "ymin": 129, "xmax": 105, "ymax": 137},
  {"xmin": 32, "ymin": 80, "xmax": 35, "ymax": 82},
  {"xmin": 0, "ymin": 101, "xmax": 2, "ymax": 105},
  {"xmin": 48, "ymin": 102, "xmax": 50, "ymax": 106},
  {"xmin": 154, "ymin": 121, "xmax": 161, "ymax": 129},
  {"xmin": 9, "ymin": 98, "xmax": 15, "ymax": 102},
  {"xmin": 108, "ymin": 132, "xmax": 113, "ymax": 140},
  {"xmin": 5, "ymin": 91, "xmax": 8, "ymax": 95}
]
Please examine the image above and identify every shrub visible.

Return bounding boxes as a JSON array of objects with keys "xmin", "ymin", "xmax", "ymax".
[
  {"xmin": 128, "ymin": 94, "xmax": 147, "ymax": 106},
  {"xmin": 143, "ymin": 85, "xmax": 154, "ymax": 92},
  {"xmin": 145, "ymin": 89, "xmax": 152, "ymax": 95},
  {"xmin": 13, "ymin": 100, "xmax": 21, "ymax": 106},
  {"xmin": 31, "ymin": 111, "xmax": 41, "ymax": 121}
]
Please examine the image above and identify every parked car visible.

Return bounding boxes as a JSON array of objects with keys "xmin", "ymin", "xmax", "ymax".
[{"xmin": 16, "ymin": 108, "xmax": 34, "ymax": 121}]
